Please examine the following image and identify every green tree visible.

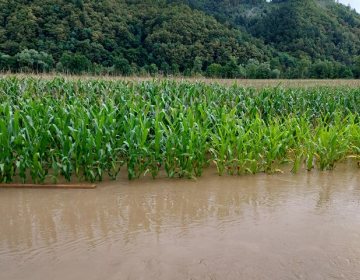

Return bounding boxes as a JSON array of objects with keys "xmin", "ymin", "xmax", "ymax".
[
  {"xmin": 160, "ymin": 62, "xmax": 171, "ymax": 76},
  {"xmin": 205, "ymin": 63, "xmax": 223, "ymax": 78},
  {"xmin": 171, "ymin": 63, "xmax": 180, "ymax": 75},
  {"xmin": 146, "ymin": 63, "xmax": 158, "ymax": 76},
  {"xmin": 354, "ymin": 56, "xmax": 360, "ymax": 78},
  {"xmin": 114, "ymin": 58, "xmax": 132, "ymax": 76},
  {"xmin": 192, "ymin": 56, "xmax": 203, "ymax": 75},
  {"xmin": 223, "ymin": 59, "xmax": 240, "ymax": 78},
  {"xmin": 0, "ymin": 52, "xmax": 16, "ymax": 71},
  {"xmin": 60, "ymin": 53, "xmax": 92, "ymax": 74},
  {"xmin": 309, "ymin": 61, "xmax": 332, "ymax": 79},
  {"xmin": 16, "ymin": 49, "xmax": 54, "ymax": 73}
]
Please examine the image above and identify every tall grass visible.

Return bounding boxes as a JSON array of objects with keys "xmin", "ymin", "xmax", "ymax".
[{"xmin": 1, "ymin": 77, "xmax": 360, "ymax": 183}]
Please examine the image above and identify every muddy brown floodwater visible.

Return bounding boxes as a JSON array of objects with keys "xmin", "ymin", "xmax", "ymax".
[{"xmin": 1, "ymin": 164, "xmax": 360, "ymax": 280}]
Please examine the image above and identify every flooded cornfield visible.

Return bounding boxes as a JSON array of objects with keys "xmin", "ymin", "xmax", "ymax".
[{"xmin": 1, "ymin": 164, "xmax": 360, "ymax": 280}]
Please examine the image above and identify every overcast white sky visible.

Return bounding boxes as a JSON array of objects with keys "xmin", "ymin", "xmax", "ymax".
[{"xmin": 338, "ymin": 0, "xmax": 360, "ymax": 12}]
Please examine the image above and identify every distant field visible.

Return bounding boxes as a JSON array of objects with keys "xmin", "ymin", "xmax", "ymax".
[{"xmin": 2, "ymin": 74, "xmax": 360, "ymax": 88}]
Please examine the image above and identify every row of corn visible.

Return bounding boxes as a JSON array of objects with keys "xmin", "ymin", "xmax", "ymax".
[{"xmin": 1, "ymin": 77, "xmax": 360, "ymax": 183}]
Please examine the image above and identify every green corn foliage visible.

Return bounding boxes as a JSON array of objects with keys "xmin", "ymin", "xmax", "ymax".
[{"xmin": 0, "ymin": 77, "xmax": 360, "ymax": 183}]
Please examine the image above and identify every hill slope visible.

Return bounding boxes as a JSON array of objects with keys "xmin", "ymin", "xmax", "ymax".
[
  {"xmin": 170, "ymin": 0, "xmax": 360, "ymax": 75},
  {"xmin": 0, "ymin": 0, "xmax": 359, "ymax": 78},
  {"xmin": 248, "ymin": 0, "xmax": 360, "ymax": 64},
  {"xmin": 0, "ymin": 0, "xmax": 272, "ymax": 76}
]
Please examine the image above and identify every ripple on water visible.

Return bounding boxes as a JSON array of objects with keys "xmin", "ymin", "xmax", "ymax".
[{"xmin": 1, "ymin": 164, "xmax": 360, "ymax": 280}]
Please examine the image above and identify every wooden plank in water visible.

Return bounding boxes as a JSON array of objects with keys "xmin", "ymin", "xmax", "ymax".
[{"xmin": 0, "ymin": 184, "xmax": 96, "ymax": 189}]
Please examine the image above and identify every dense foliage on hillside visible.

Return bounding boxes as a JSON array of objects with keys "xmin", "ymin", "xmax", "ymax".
[
  {"xmin": 0, "ymin": 0, "xmax": 272, "ymax": 77},
  {"xmin": 0, "ymin": 0, "xmax": 360, "ymax": 78},
  {"xmin": 170, "ymin": 0, "xmax": 360, "ymax": 78},
  {"xmin": 173, "ymin": 0, "xmax": 360, "ymax": 65}
]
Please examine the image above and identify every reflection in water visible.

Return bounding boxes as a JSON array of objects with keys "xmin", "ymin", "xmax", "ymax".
[{"xmin": 1, "ymin": 164, "xmax": 360, "ymax": 280}]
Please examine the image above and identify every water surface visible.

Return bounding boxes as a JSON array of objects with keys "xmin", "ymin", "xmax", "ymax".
[{"xmin": 1, "ymin": 165, "xmax": 360, "ymax": 280}]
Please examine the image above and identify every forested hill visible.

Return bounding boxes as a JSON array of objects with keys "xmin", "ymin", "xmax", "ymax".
[
  {"xmin": 0, "ymin": 0, "xmax": 272, "ymax": 76},
  {"xmin": 172, "ymin": 0, "xmax": 360, "ymax": 64},
  {"xmin": 0, "ymin": 0, "xmax": 360, "ymax": 78}
]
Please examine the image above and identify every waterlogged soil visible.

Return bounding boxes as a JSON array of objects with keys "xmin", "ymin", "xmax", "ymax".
[{"xmin": 1, "ymin": 164, "xmax": 360, "ymax": 280}]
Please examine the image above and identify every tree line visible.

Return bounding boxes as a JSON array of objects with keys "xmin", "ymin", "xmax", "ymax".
[{"xmin": 1, "ymin": 48, "xmax": 359, "ymax": 78}]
